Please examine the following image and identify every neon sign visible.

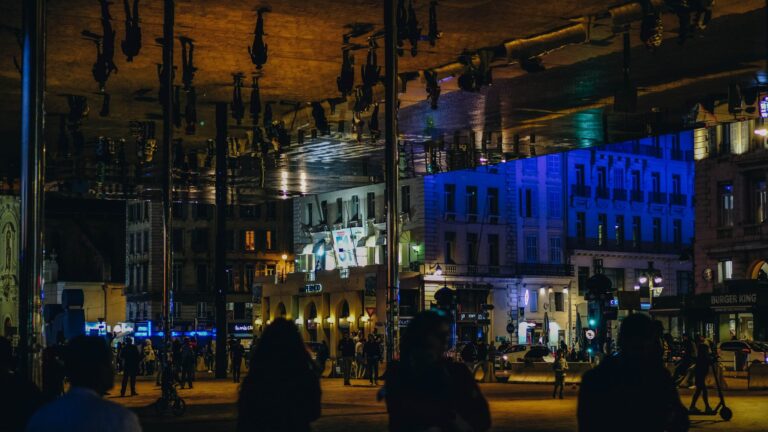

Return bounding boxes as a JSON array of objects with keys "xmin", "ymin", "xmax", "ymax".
[{"xmin": 760, "ymin": 95, "xmax": 768, "ymax": 118}]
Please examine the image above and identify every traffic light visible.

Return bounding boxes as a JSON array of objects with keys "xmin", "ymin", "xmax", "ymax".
[{"xmin": 587, "ymin": 301, "xmax": 600, "ymax": 329}]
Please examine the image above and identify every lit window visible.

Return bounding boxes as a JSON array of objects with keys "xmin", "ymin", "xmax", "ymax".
[
  {"xmin": 244, "ymin": 230, "xmax": 255, "ymax": 251},
  {"xmin": 717, "ymin": 260, "xmax": 733, "ymax": 283},
  {"xmin": 266, "ymin": 230, "xmax": 273, "ymax": 250}
]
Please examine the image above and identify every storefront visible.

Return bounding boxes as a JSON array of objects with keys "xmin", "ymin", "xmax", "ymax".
[{"xmin": 690, "ymin": 284, "xmax": 768, "ymax": 343}]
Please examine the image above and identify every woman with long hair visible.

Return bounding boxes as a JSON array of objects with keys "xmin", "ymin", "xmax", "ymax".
[
  {"xmin": 384, "ymin": 311, "xmax": 491, "ymax": 432},
  {"xmin": 237, "ymin": 318, "xmax": 321, "ymax": 432}
]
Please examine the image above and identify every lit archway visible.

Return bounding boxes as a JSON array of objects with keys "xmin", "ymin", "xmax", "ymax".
[
  {"xmin": 276, "ymin": 302, "xmax": 287, "ymax": 319},
  {"xmin": 748, "ymin": 260, "xmax": 768, "ymax": 280},
  {"xmin": 305, "ymin": 302, "xmax": 318, "ymax": 342},
  {"xmin": 337, "ymin": 299, "xmax": 351, "ymax": 335}
]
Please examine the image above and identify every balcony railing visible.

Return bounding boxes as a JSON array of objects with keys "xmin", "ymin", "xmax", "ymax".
[
  {"xmin": 612, "ymin": 188, "xmax": 627, "ymax": 201},
  {"xmin": 571, "ymin": 184, "xmax": 591, "ymax": 198},
  {"xmin": 630, "ymin": 190, "xmax": 644, "ymax": 203},
  {"xmin": 568, "ymin": 237, "xmax": 687, "ymax": 253},
  {"xmin": 596, "ymin": 187, "xmax": 610, "ymax": 199},
  {"xmin": 649, "ymin": 192, "xmax": 667, "ymax": 204},
  {"xmin": 434, "ymin": 263, "xmax": 574, "ymax": 277},
  {"xmin": 670, "ymin": 193, "xmax": 687, "ymax": 206}
]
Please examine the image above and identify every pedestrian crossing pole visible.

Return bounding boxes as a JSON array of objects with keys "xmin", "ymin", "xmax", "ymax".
[{"xmin": 384, "ymin": 0, "xmax": 400, "ymax": 363}]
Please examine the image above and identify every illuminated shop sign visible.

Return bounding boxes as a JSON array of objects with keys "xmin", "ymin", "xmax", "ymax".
[
  {"xmin": 711, "ymin": 293, "xmax": 757, "ymax": 306},
  {"xmin": 760, "ymin": 95, "xmax": 768, "ymax": 118},
  {"xmin": 229, "ymin": 323, "xmax": 254, "ymax": 333},
  {"xmin": 300, "ymin": 284, "xmax": 323, "ymax": 295}
]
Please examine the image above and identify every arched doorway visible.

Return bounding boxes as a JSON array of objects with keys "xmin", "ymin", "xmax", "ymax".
[
  {"xmin": 276, "ymin": 302, "xmax": 287, "ymax": 320},
  {"xmin": 305, "ymin": 302, "xmax": 318, "ymax": 341},
  {"xmin": 749, "ymin": 260, "xmax": 768, "ymax": 280},
  {"xmin": 337, "ymin": 300, "xmax": 351, "ymax": 336}
]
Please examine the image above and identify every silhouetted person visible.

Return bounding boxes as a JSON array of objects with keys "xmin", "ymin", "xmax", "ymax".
[
  {"xmin": 578, "ymin": 314, "xmax": 689, "ymax": 432},
  {"xmin": 424, "ymin": 69, "xmax": 440, "ymax": 110},
  {"xmin": 364, "ymin": 335, "xmax": 381, "ymax": 385},
  {"xmin": 311, "ymin": 102, "xmax": 329, "ymax": 135},
  {"xmin": 0, "ymin": 336, "xmax": 42, "ymax": 432},
  {"xmin": 338, "ymin": 333, "xmax": 356, "ymax": 385},
  {"xmin": 396, "ymin": 0, "xmax": 407, "ymax": 56},
  {"xmin": 230, "ymin": 339, "xmax": 245, "ymax": 383},
  {"xmin": 179, "ymin": 338, "xmax": 195, "ymax": 389},
  {"xmin": 121, "ymin": 0, "xmax": 141, "ymax": 62},
  {"xmin": 368, "ymin": 103, "xmax": 380, "ymax": 141},
  {"xmin": 385, "ymin": 311, "xmax": 491, "ymax": 432},
  {"xmin": 249, "ymin": 76, "xmax": 261, "ymax": 124},
  {"xmin": 179, "ymin": 37, "xmax": 197, "ymax": 91},
  {"xmin": 552, "ymin": 349, "xmax": 568, "ymax": 399},
  {"xmin": 406, "ymin": 0, "xmax": 421, "ymax": 56},
  {"xmin": 26, "ymin": 336, "xmax": 142, "ymax": 432},
  {"xmin": 232, "ymin": 73, "xmax": 245, "ymax": 125},
  {"xmin": 99, "ymin": 93, "xmax": 111, "ymax": 117},
  {"xmin": 248, "ymin": 8, "xmax": 269, "ymax": 69},
  {"xmin": 428, "ymin": 0, "xmax": 440, "ymax": 46},
  {"xmin": 120, "ymin": 337, "xmax": 141, "ymax": 397},
  {"xmin": 336, "ymin": 37, "xmax": 354, "ymax": 97},
  {"xmin": 41, "ymin": 337, "xmax": 66, "ymax": 402},
  {"xmin": 237, "ymin": 318, "xmax": 320, "ymax": 432},
  {"xmin": 315, "ymin": 340, "xmax": 329, "ymax": 375},
  {"xmin": 689, "ymin": 337, "xmax": 713, "ymax": 414},
  {"xmin": 673, "ymin": 334, "xmax": 696, "ymax": 385}
]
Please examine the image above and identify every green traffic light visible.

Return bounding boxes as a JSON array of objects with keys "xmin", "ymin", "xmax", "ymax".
[{"xmin": 588, "ymin": 318, "xmax": 596, "ymax": 326}]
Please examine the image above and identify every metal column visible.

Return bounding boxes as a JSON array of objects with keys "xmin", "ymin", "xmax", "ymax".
[
  {"xmin": 161, "ymin": 0, "xmax": 174, "ymax": 350},
  {"xmin": 384, "ymin": 0, "xmax": 399, "ymax": 363},
  {"xmin": 214, "ymin": 103, "xmax": 229, "ymax": 378},
  {"xmin": 18, "ymin": 0, "xmax": 45, "ymax": 382}
]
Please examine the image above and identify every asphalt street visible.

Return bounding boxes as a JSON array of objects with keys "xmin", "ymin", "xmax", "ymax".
[{"xmin": 113, "ymin": 375, "xmax": 768, "ymax": 432}]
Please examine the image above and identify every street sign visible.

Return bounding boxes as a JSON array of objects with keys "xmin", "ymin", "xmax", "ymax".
[
  {"xmin": 366, "ymin": 307, "xmax": 376, "ymax": 317},
  {"xmin": 585, "ymin": 329, "xmax": 595, "ymax": 340}
]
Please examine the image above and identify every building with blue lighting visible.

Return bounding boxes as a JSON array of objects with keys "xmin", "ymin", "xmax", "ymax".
[{"xmin": 565, "ymin": 132, "xmax": 696, "ymax": 340}]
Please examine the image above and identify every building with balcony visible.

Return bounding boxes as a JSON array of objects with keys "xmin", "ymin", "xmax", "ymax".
[
  {"xmin": 565, "ymin": 131, "xmax": 695, "ymax": 339},
  {"xmin": 692, "ymin": 119, "xmax": 768, "ymax": 343},
  {"xmin": 124, "ymin": 199, "xmax": 293, "ymax": 342},
  {"xmin": 260, "ymin": 154, "xmax": 574, "ymax": 355}
]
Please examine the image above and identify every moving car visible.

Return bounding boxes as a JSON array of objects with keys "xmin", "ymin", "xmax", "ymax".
[
  {"xmin": 717, "ymin": 340, "xmax": 768, "ymax": 371},
  {"xmin": 493, "ymin": 345, "xmax": 554, "ymax": 382}
]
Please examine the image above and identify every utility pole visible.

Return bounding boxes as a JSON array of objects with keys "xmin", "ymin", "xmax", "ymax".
[
  {"xmin": 18, "ymin": 0, "xmax": 45, "ymax": 383},
  {"xmin": 384, "ymin": 0, "xmax": 399, "ymax": 363},
  {"xmin": 161, "ymin": 0, "xmax": 175, "ymax": 352},
  {"xmin": 214, "ymin": 103, "xmax": 229, "ymax": 378}
]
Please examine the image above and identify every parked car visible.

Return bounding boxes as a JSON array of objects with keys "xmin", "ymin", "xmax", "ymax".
[
  {"xmin": 717, "ymin": 340, "xmax": 768, "ymax": 371},
  {"xmin": 493, "ymin": 345, "xmax": 553, "ymax": 382}
]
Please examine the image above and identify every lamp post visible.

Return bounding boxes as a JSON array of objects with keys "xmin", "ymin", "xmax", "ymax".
[
  {"xmin": 281, "ymin": 253, "xmax": 288, "ymax": 283},
  {"xmin": 636, "ymin": 261, "xmax": 663, "ymax": 311}
]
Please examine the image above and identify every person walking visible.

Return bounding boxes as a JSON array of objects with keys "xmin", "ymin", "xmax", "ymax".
[
  {"xmin": 26, "ymin": 336, "xmax": 142, "ymax": 432},
  {"xmin": 205, "ymin": 343, "xmax": 215, "ymax": 373},
  {"xmin": 487, "ymin": 341, "xmax": 498, "ymax": 383},
  {"xmin": 674, "ymin": 334, "xmax": 696, "ymax": 386},
  {"xmin": 364, "ymin": 335, "xmax": 382, "ymax": 385},
  {"xmin": 384, "ymin": 311, "xmax": 491, "ymax": 432},
  {"xmin": 552, "ymin": 349, "xmax": 568, "ymax": 399},
  {"xmin": 460, "ymin": 339, "xmax": 477, "ymax": 370},
  {"xmin": 143, "ymin": 340, "xmax": 156, "ymax": 376},
  {"xmin": 338, "ymin": 333, "xmax": 356, "ymax": 386},
  {"xmin": 180, "ymin": 338, "xmax": 196, "ymax": 389},
  {"xmin": 237, "ymin": 318, "xmax": 320, "ymax": 432},
  {"xmin": 120, "ymin": 337, "xmax": 141, "ymax": 397},
  {"xmin": 578, "ymin": 313, "xmax": 689, "ymax": 432},
  {"xmin": 355, "ymin": 336, "xmax": 366, "ymax": 379},
  {"xmin": 689, "ymin": 337, "xmax": 714, "ymax": 414},
  {"xmin": 231, "ymin": 339, "xmax": 246, "ymax": 383},
  {"xmin": 476, "ymin": 339, "xmax": 489, "ymax": 381}
]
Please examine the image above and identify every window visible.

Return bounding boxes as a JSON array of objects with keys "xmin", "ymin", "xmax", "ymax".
[
  {"xmin": 366, "ymin": 192, "xmax": 376, "ymax": 220},
  {"xmin": 320, "ymin": 200, "xmax": 328, "ymax": 223},
  {"xmin": 143, "ymin": 231, "xmax": 149, "ymax": 253},
  {"xmin": 196, "ymin": 264, "xmax": 208, "ymax": 291},
  {"xmin": 171, "ymin": 302, "xmax": 182, "ymax": 319},
  {"xmin": 466, "ymin": 186, "xmax": 478, "ymax": 216},
  {"xmin": 578, "ymin": 267, "xmax": 590, "ymax": 296},
  {"xmin": 672, "ymin": 175, "xmax": 681, "ymax": 195},
  {"xmin": 488, "ymin": 188, "xmax": 499, "ymax": 216},
  {"xmin": 233, "ymin": 303, "xmax": 246, "ymax": 320},
  {"xmin": 673, "ymin": 219, "xmax": 682, "ymax": 246},
  {"xmin": 547, "ymin": 189, "xmax": 561, "ymax": 219},
  {"xmin": 529, "ymin": 289, "xmax": 538, "ymax": 312},
  {"xmin": 135, "ymin": 265, "xmax": 141, "ymax": 291},
  {"xmin": 306, "ymin": 203, "xmax": 313, "ymax": 226},
  {"xmin": 244, "ymin": 230, "xmax": 255, "ymax": 251},
  {"xmin": 615, "ymin": 215, "xmax": 625, "ymax": 247},
  {"xmin": 488, "ymin": 234, "xmax": 499, "ymax": 266},
  {"xmin": 172, "ymin": 263, "xmax": 183, "ymax": 291},
  {"xmin": 172, "ymin": 229, "xmax": 183, "ymax": 252},
  {"xmin": 718, "ymin": 183, "xmax": 734, "ymax": 226},
  {"xmin": 350, "ymin": 195, "xmax": 360, "ymax": 221},
  {"xmin": 651, "ymin": 172, "xmax": 661, "ymax": 193},
  {"xmin": 265, "ymin": 230, "xmax": 274, "ymax": 251},
  {"xmin": 194, "ymin": 203, "xmax": 210, "ymax": 220},
  {"xmin": 525, "ymin": 236, "xmax": 538, "ymax": 263},
  {"xmin": 520, "ymin": 188, "xmax": 534, "ymax": 218},
  {"xmin": 523, "ymin": 158, "xmax": 538, "ymax": 176},
  {"xmin": 613, "ymin": 168, "xmax": 625, "ymax": 190},
  {"xmin": 750, "ymin": 179, "xmax": 767, "ymax": 224},
  {"xmin": 549, "ymin": 237, "xmax": 562, "ymax": 264},
  {"xmin": 444, "ymin": 231, "xmax": 456, "ymax": 264},
  {"xmin": 632, "ymin": 216, "xmax": 641, "ymax": 248},
  {"xmin": 266, "ymin": 201, "xmax": 276, "ymax": 220},
  {"xmin": 244, "ymin": 264, "xmax": 255, "ymax": 292},
  {"xmin": 197, "ymin": 302, "xmax": 210, "ymax": 319},
  {"xmin": 192, "ymin": 228, "xmax": 209, "ymax": 252},
  {"xmin": 554, "ymin": 292, "xmax": 564, "ymax": 312},
  {"xmin": 444, "ymin": 184, "xmax": 456, "ymax": 212},
  {"xmin": 142, "ymin": 263, "xmax": 148, "ymax": 289},
  {"xmin": 717, "ymin": 260, "xmax": 733, "ymax": 283},
  {"xmin": 597, "ymin": 166, "xmax": 607, "ymax": 190},
  {"xmin": 401, "ymin": 185, "xmax": 411, "ymax": 214},
  {"xmin": 652, "ymin": 218, "xmax": 662, "ymax": 245},
  {"xmin": 129, "ymin": 234, "xmax": 135, "ymax": 254},
  {"xmin": 676, "ymin": 271, "xmax": 693, "ymax": 296},
  {"xmin": 226, "ymin": 230, "xmax": 235, "ymax": 251},
  {"xmin": 576, "ymin": 212, "xmax": 586, "ymax": 243},
  {"xmin": 143, "ymin": 203, "xmax": 149, "ymax": 221},
  {"xmin": 575, "ymin": 164, "xmax": 585, "ymax": 186},
  {"xmin": 466, "ymin": 233, "xmax": 478, "ymax": 265},
  {"xmin": 335, "ymin": 197, "xmax": 344, "ymax": 223},
  {"xmin": 603, "ymin": 267, "xmax": 625, "ymax": 291},
  {"xmin": 546, "ymin": 154, "xmax": 560, "ymax": 176},
  {"xmin": 598, "ymin": 214, "xmax": 607, "ymax": 246},
  {"xmin": 631, "ymin": 170, "xmax": 641, "ymax": 192}
]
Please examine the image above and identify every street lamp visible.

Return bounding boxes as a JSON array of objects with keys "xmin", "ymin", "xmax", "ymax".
[
  {"xmin": 281, "ymin": 253, "xmax": 288, "ymax": 283},
  {"xmin": 636, "ymin": 261, "xmax": 663, "ymax": 311}
]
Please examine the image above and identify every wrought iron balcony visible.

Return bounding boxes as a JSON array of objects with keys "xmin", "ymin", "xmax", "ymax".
[
  {"xmin": 649, "ymin": 192, "xmax": 667, "ymax": 204},
  {"xmin": 630, "ymin": 190, "xmax": 644, "ymax": 203},
  {"xmin": 596, "ymin": 187, "xmax": 610, "ymax": 200},
  {"xmin": 670, "ymin": 193, "xmax": 687, "ymax": 206},
  {"xmin": 612, "ymin": 188, "xmax": 627, "ymax": 201},
  {"xmin": 571, "ymin": 184, "xmax": 591, "ymax": 198}
]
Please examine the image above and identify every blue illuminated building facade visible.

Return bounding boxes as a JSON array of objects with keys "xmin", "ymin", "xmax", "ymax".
[{"xmin": 565, "ymin": 132, "xmax": 696, "ymax": 338}]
